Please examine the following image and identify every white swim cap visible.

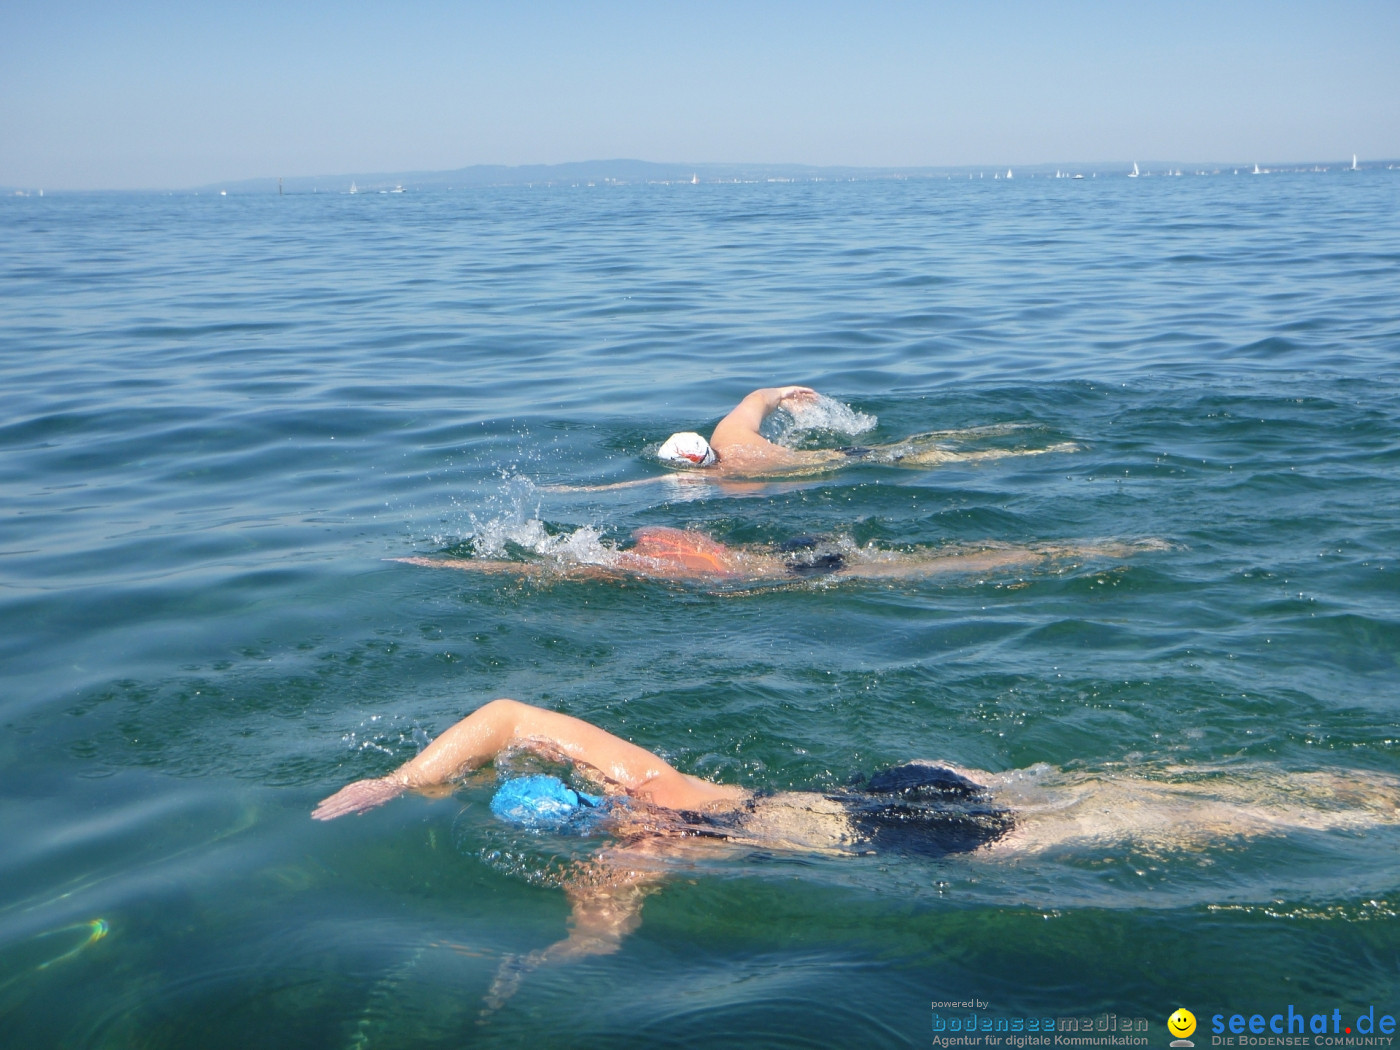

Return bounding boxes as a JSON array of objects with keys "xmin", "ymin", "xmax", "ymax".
[{"xmin": 657, "ymin": 432, "xmax": 716, "ymax": 467}]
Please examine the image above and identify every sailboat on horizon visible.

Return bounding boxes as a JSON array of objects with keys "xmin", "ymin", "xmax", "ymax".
[{"xmin": 1128, "ymin": 162, "xmax": 1139, "ymax": 178}]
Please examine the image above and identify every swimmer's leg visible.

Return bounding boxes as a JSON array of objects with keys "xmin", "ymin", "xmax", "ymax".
[
  {"xmin": 978, "ymin": 766, "xmax": 1400, "ymax": 856},
  {"xmin": 836, "ymin": 545, "xmax": 1045, "ymax": 579},
  {"xmin": 878, "ymin": 442, "xmax": 1081, "ymax": 467},
  {"xmin": 897, "ymin": 422, "xmax": 1042, "ymax": 442},
  {"xmin": 834, "ymin": 538, "xmax": 1171, "ymax": 581}
]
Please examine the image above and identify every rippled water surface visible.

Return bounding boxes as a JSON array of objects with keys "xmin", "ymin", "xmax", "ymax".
[{"xmin": 3, "ymin": 174, "xmax": 1399, "ymax": 1048}]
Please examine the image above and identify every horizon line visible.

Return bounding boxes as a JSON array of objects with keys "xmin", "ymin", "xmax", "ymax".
[{"xmin": 5, "ymin": 154, "xmax": 1396, "ymax": 195}]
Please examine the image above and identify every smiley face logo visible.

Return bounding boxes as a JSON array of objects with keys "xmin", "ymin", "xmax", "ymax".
[{"xmin": 1168, "ymin": 1009, "xmax": 1197, "ymax": 1040}]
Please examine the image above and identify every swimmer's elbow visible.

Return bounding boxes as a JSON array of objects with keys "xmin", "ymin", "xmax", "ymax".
[{"xmin": 482, "ymin": 697, "xmax": 531, "ymax": 723}]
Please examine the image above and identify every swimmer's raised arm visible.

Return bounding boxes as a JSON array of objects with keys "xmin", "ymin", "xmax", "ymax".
[
  {"xmin": 710, "ymin": 385, "xmax": 819, "ymax": 452},
  {"xmin": 312, "ymin": 698, "xmax": 744, "ymax": 820}
]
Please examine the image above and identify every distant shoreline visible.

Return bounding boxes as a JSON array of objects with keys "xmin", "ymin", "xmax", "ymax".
[{"xmin": 5, "ymin": 157, "xmax": 1397, "ymax": 196}]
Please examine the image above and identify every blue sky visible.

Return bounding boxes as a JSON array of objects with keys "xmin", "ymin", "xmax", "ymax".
[{"xmin": 3, "ymin": 0, "xmax": 1397, "ymax": 190}]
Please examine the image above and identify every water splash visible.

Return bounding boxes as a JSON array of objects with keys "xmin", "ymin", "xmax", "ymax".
[
  {"xmin": 469, "ymin": 515, "xmax": 619, "ymax": 567},
  {"xmin": 452, "ymin": 472, "xmax": 631, "ymax": 568},
  {"xmin": 764, "ymin": 393, "xmax": 877, "ymax": 446}
]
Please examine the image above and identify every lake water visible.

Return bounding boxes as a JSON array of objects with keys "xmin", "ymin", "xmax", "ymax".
[{"xmin": 2, "ymin": 172, "xmax": 1398, "ymax": 1048}]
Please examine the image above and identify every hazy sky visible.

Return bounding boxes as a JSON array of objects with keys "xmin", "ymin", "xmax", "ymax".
[{"xmin": 3, "ymin": 0, "xmax": 1397, "ymax": 190}]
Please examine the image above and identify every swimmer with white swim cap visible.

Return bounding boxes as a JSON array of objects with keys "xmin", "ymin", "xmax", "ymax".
[
  {"xmin": 655, "ymin": 431, "xmax": 717, "ymax": 467},
  {"xmin": 554, "ymin": 385, "xmax": 1081, "ymax": 491},
  {"xmin": 659, "ymin": 385, "xmax": 830, "ymax": 473}
]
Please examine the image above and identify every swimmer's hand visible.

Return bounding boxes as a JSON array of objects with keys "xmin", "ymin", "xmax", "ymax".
[
  {"xmin": 773, "ymin": 385, "xmax": 819, "ymax": 406},
  {"xmin": 312, "ymin": 776, "xmax": 406, "ymax": 820}
]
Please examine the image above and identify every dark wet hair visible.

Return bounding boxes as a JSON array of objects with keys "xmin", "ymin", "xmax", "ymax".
[{"xmin": 837, "ymin": 762, "xmax": 1014, "ymax": 858}]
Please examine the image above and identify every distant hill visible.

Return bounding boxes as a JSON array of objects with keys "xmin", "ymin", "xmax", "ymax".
[
  {"xmin": 6, "ymin": 158, "xmax": 1386, "ymax": 196},
  {"xmin": 203, "ymin": 160, "xmax": 957, "ymax": 194},
  {"xmin": 192, "ymin": 157, "xmax": 1399, "ymax": 194}
]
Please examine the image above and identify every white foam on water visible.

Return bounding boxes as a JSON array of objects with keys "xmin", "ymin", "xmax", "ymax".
[
  {"xmin": 766, "ymin": 393, "xmax": 877, "ymax": 446},
  {"xmin": 471, "ymin": 515, "xmax": 619, "ymax": 567},
  {"xmin": 464, "ymin": 473, "xmax": 621, "ymax": 567}
]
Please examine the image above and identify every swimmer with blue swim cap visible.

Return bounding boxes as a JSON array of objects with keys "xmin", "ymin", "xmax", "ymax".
[
  {"xmin": 489, "ymin": 774, "xmax": 604, "ymax": 831},
  {"xmin": 313, "ymin": 696, "xmax": 1015, "ymax": 990},
  {"xmin": 313, "ymin": 699, "xmax": 1400, "ymax": 1015}
]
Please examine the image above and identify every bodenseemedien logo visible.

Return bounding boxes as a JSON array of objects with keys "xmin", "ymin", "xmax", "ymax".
[{"xmin": 1169, "ymin": 1008, "xmax": 1198, "ymax": 1047}]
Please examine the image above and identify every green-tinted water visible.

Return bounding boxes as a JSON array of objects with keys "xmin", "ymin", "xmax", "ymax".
[{"xmin": 2, "ymin": 175, "xmax": 1398, "ymax": 1047}]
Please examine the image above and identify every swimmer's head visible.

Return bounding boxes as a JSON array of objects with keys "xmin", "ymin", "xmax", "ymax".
[
  {"xmin": 657, "ymin": 432, "xmax": 716, "ymax": 468},
  {"xmin": 490, "ymin": 774, "xmax": 603, "ymax": 832}
]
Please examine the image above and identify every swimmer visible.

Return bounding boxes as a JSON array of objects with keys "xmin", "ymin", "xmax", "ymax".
[
  {"xmin": 550, "ymin": 386, "xmax": 1079, "ymax": 491},
  {"xmin": 395, "ymin": 526, "xmax": 1169, "ymax": 586},
  {"xmin": 312, "ymin": 697, "xmax": 1015, "ymax": 1000},
  {"xmin": 313, "ymin": 698, "xmax": 1400, "ymax": 1013}
]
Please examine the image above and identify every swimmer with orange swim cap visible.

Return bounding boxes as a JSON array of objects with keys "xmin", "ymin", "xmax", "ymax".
[{"xmin": 396, "ymin": 527, "xmax": 1173, "ymax": 585}]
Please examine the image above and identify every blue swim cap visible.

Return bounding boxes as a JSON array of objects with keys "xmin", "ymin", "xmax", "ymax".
[{"xmin": 490, "ymin": 775, "xmax": 604, "ymax": 831}]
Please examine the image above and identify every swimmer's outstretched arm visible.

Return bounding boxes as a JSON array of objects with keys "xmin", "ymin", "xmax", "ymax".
[
  {"xmin": 312, "ymin": 698, "xmax": 744, "ymax": 820},
  {"xmin": 392, "ymin": 557, "xmax": 626, "ymax": 582},
  {"xmin": 538, "ymin": 476, "xmax": 676, "ymax": 494},
  {"xmin": 392, "ymin": 557, "xmax": 550, "ymax": 576},
  {"xmin": 481, "ymin": 864, "xmax": 658, "ymax": 1017}
]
